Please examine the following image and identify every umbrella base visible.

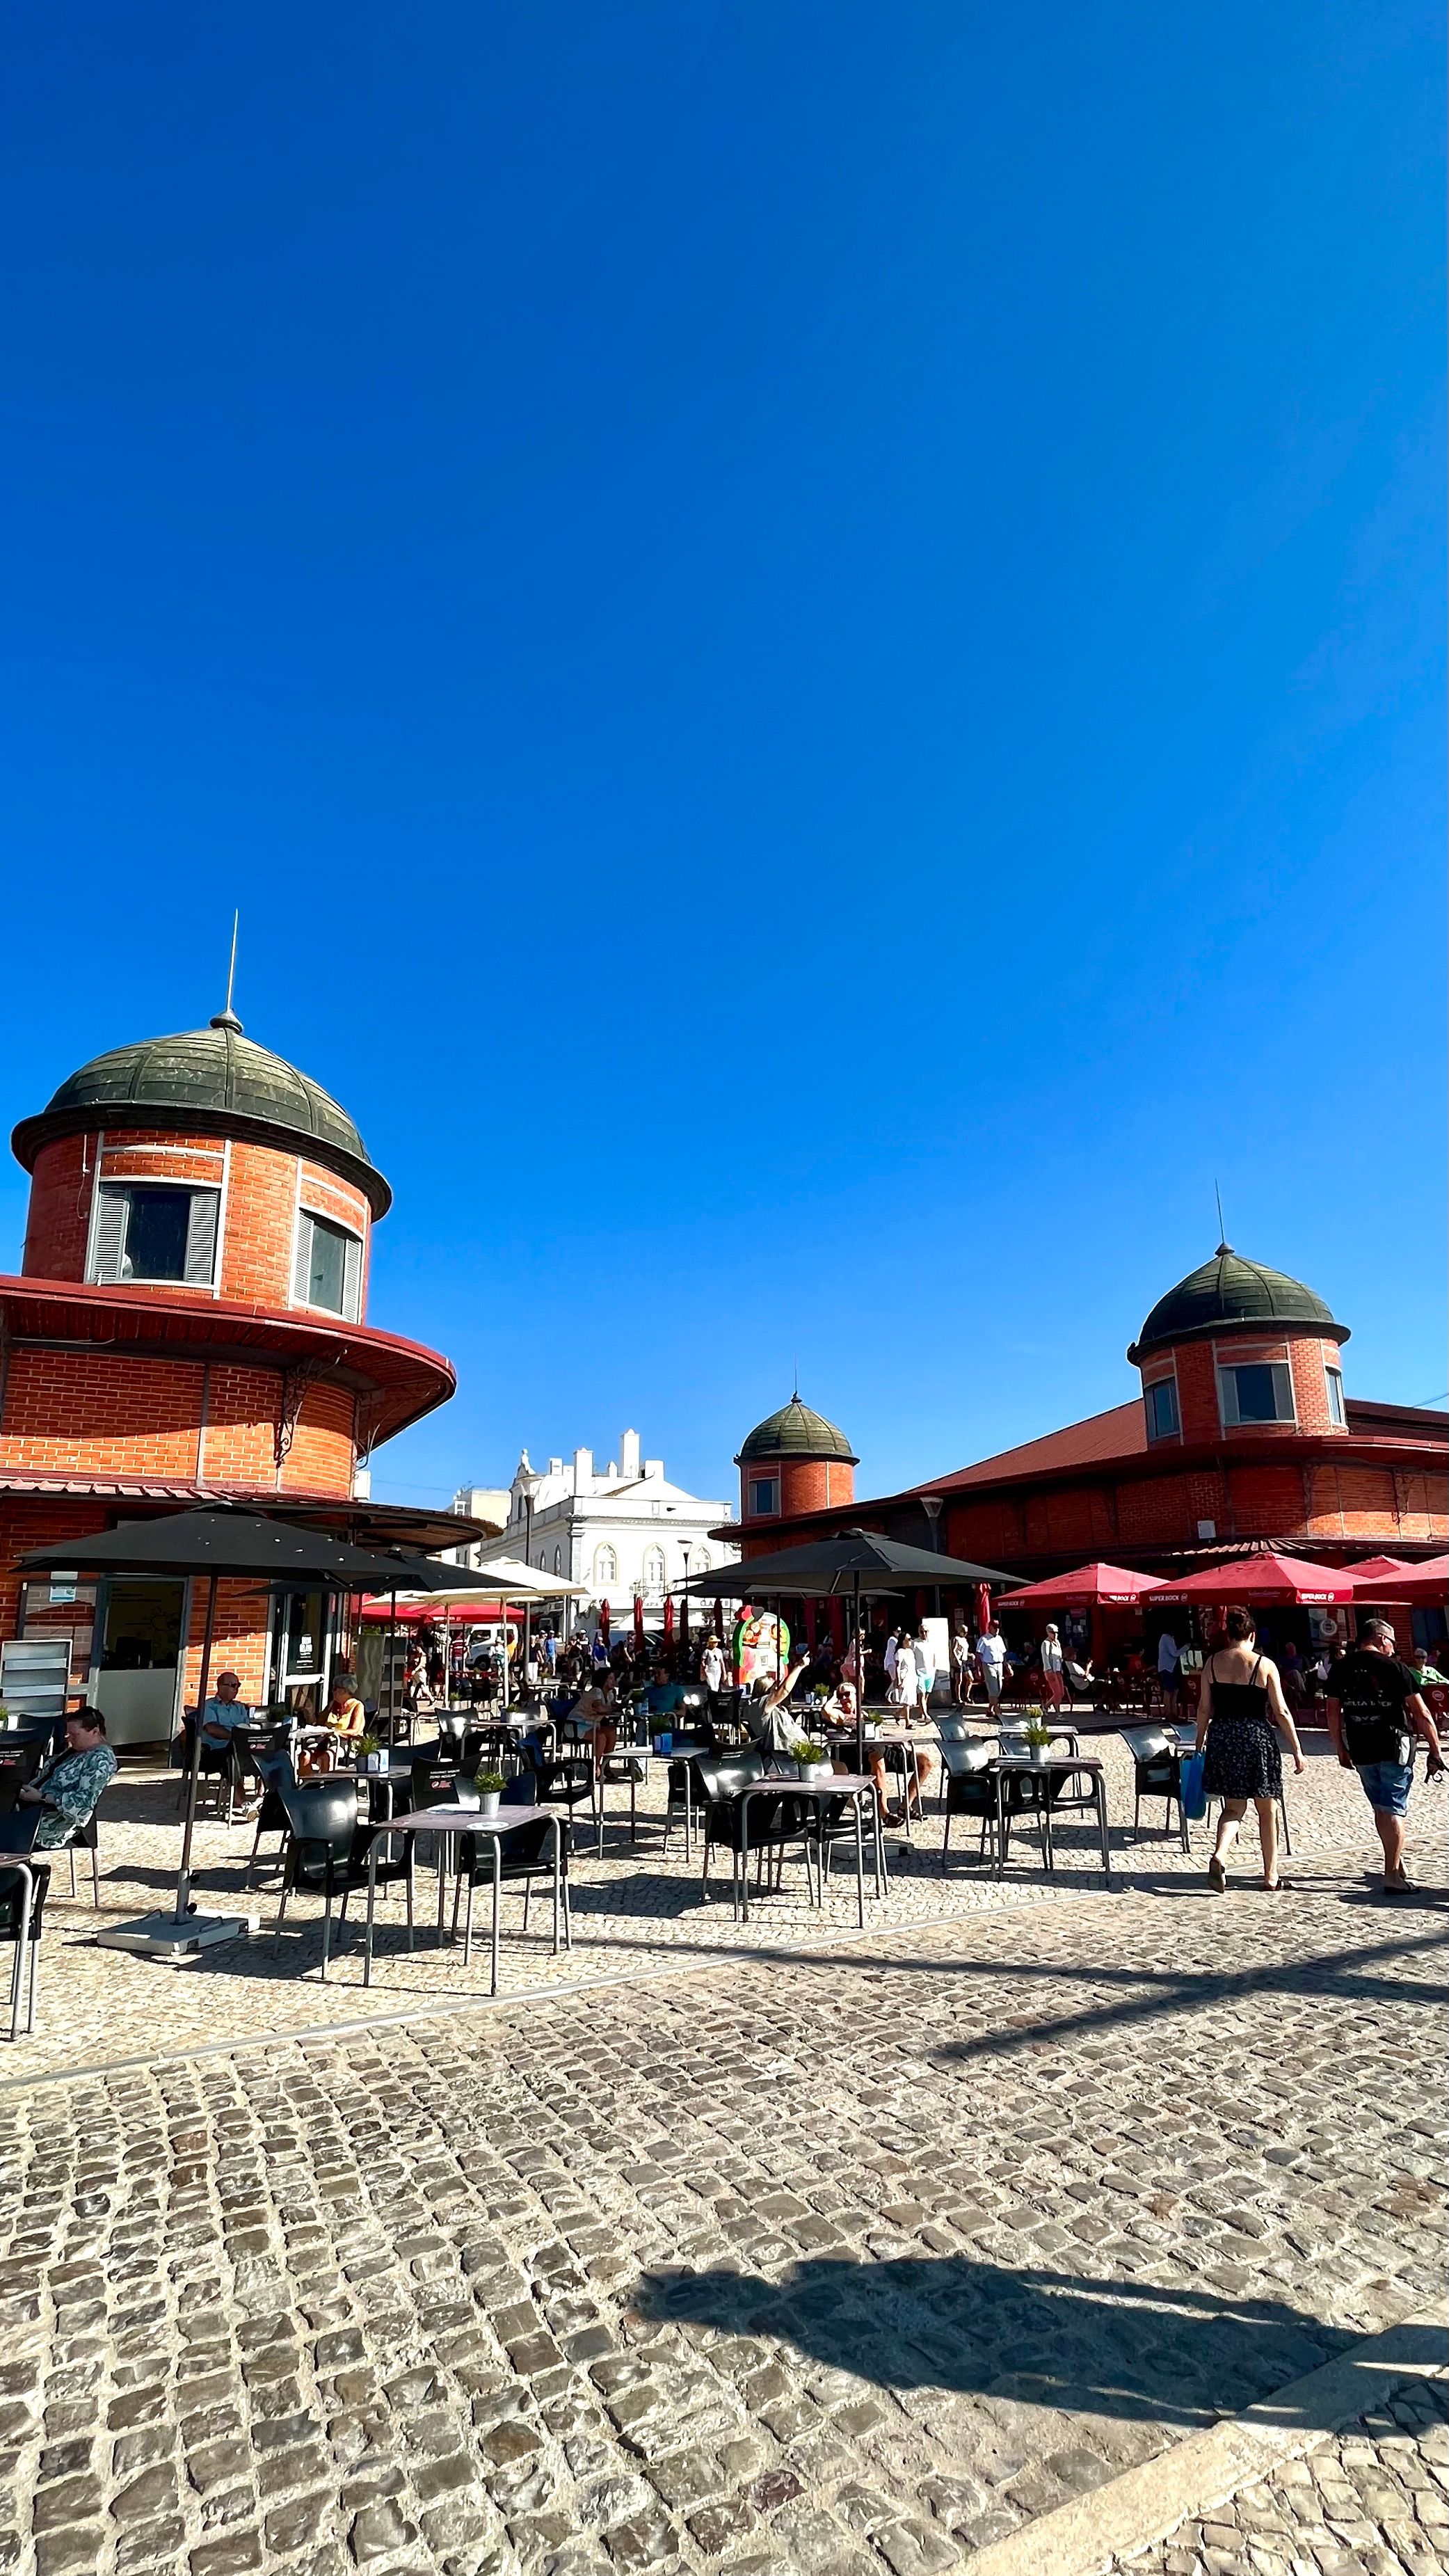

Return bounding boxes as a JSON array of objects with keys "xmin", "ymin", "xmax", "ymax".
[{"xmin": 96, "ymin": 1909, "xmax": 259, "ymax": 1963}]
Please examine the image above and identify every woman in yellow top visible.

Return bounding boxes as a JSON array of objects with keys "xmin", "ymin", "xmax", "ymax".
[{"xmin": 326, "ymin": 1678, "xmax": 367, "ymax": 1741}]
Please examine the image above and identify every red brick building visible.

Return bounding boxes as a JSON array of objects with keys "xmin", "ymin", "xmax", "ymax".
[
  {"xmin": 0, "ymin": 1010, "xmax": 463, "ymax": 1742},
  {"xmin": 726, "ymin": 1248, "xmax": 1448, "ymax": 1644}
]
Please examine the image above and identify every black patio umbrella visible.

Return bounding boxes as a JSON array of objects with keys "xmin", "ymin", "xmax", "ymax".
[
  {"xmin": 680, "ymin": 1531, "xmax": 1015, "ymax": 1767},
  {"xmin": 19, "ymin": 1506, "xmax": 458, "ymax": 1931}
]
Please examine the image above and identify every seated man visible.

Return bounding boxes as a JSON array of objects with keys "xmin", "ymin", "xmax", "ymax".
[
  {"xmin": 643, "ymin": 1661, "xmax": 685, "ymax": 1724},
  {"xmin": 198, "ymin": 1670, "xmax": 253, "ymax": 1749},
  {"xmin": 19, "ymin": 1710, "xmax": 118, "ymax": 1851}
]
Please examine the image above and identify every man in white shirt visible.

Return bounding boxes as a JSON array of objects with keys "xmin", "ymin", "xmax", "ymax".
[
  {"xmin": 1156, "ymin": 1628, "xmax": 1180, "ymax": 1716},
  {"xmin": 975, "ymin": 1621, "xmax": 1009, "ymax": 1706}
]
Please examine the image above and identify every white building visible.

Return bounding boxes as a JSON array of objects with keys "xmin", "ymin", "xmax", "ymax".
[{"xmin": 451, "ymin": 1429, "xmax": 736, "ymax": 1628}]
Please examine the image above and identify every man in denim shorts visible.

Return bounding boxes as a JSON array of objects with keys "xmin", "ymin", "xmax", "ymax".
[{"xmin": 1326, "ymin": 1618, "xmax": 1444, "ymax": 1893}]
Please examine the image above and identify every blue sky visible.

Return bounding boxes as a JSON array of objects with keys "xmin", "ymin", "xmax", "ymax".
[{"xmin": 0, "ymin": 1, "xmax": 1443, "ymax": 1511}]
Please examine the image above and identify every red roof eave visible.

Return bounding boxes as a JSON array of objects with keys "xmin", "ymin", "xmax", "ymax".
[{"xmin": 0, "ymin": 1273, "xmax": 456, "ymax": 1448}]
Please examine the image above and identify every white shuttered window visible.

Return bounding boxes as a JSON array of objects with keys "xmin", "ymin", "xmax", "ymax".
[
  {"xmin": 90, "ymin": 1183, "xmax": 219, "ymax": 1287},
  {"xmin": 293, "ymin": 1209, "xmax": 362, "ymax": 1321}
]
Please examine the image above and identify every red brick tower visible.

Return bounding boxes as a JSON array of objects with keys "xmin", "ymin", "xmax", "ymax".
[
  {"xmin": 1, "ymin": 1011, "xmax": 455, "ymax": 1724},
  {"xmin": 1127, "ymin": 1243, "xmax": 1352, "ymax": 1452},
  {"xmin": 736, "ymin": 1397, "xmax": 856, "ymax": 1551}
]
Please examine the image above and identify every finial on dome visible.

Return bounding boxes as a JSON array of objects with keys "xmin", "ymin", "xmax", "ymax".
[{"xmin": 211, "ymin": 909, "xmax": 242, "ymax": 1033}]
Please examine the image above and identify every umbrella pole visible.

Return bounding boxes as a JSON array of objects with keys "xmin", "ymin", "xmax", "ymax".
[
  {"xmin": 854, "ymin": 1571, "xmax": 865, "ymax": 1774},
  {"xmin": 175, "ymin": 1571, "xmax": 219, "ymax": 1922}
]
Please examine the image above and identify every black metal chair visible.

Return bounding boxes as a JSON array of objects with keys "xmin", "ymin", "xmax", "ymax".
[
  {"xmin": 273, "ymin": 1778, "xmax": 414, "ymax": 1979},
  {"xmin": 0, "ymin": 1811, "xmax": 49, "ymax": 2040},
  {"xmin": 1120, "ymin": 1726, "xmax": 1190, "ymax": 1852},
  {"xmin": 448, "ymin": 1810, "xmax": 573, "ymax": 1987},
  {"xmin": 246, "ymin": 1747, "xmax": 298, "ymax": 1882},
  {"xmin": 696, "ymin": 1754, "xmax": 813, "ymax": 1911}
]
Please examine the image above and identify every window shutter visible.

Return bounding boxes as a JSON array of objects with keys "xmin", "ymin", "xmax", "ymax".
[
  {"xmin": 342, "ymin": 1230, "xmax": 362, "ymax": 1322},
  {"xmin": 90, "ymin": 1186, "xmax": 129, "ymax": 1282},
  {"xmin": 184, "ymin": 1191, "xmax": 219, "ymax": 1286},
  {"xmin": 292, "ymin": 1211, "xmax": 312, "ymax": 1304}
]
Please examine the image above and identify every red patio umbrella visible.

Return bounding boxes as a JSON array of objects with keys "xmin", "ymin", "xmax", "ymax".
[
  {"xmin": 1146, "ymin": 1550, "xmax": 1358, "ymax": 1607},
  {"xmin": 663, "ymin": 1594, "xmax": 675, "ymax": 1643},
  {"xmin": 1346, "ymin": 1556, "xmax": 1417, "ymax": 1584},
  {"xmin": 1353, "ymin": 1555, "xmax": 1449, "ymax": 1605},
  {"xmin": 598, "ymin": 1598, "xmax": 611, "ymax": 1645},
  {"xmin": 633, "ymin": 1593, "xmax": 646, "ymax": 1648},
  {"xmin": 974, "ymin": 1582, "xmax": 992, "ymax": 1635},
  {"xmin": 998, "ymin": 1560, "xmax": 1158, "ymax": 1607}
]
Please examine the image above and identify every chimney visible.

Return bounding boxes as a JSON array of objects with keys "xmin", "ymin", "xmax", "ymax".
[
  {"xmin": 573, "ymin": 1447, "xmax": 593, "ymax": 1493},
  {"xmin": 620, "ymin": 1429, "xmax": 641, "ymax": 1480}
]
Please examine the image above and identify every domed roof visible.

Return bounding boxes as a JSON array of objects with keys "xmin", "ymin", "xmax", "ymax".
[
  {"xmin": 1128, "ymin": 1244, "xmax": 1347, "ymax": 1363},
  {"xmin": 12, "ymin": 1012, "xmax": 391, "ymax": 1215},
  {"xmin": 737, "ymin": 1395, "xmax": 858, "ymax": 1465}
]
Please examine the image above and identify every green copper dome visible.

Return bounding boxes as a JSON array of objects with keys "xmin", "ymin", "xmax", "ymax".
[
  {"xmin": 1128, "ymin": 1245, "xmax": 1347, "ymax": 1363},
  {"xmin": 13, "ymin": 1012, "xmax": 391, "ymax": 1215},
  {"xmin": 737, "ymin": 1395, "xmax": 858, "ymax": 1465}
]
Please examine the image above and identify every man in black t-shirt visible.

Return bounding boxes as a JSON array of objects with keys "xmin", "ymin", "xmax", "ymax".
[{"xmin": 1325, "ymin": 1618, "xmax": 1443, "ymax": 1893}]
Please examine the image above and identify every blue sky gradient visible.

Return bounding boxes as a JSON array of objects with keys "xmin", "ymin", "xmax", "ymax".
[{"xmin": 0, "ymin": 2, "xmax": 1443, "ymax": 1509}]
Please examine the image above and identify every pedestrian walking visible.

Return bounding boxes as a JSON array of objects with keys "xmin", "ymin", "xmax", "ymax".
[
  {"xmin": 1156, "ymin": 1626, "xmax": 1180, "ymax": 1716},
  {"xmin": 975, "ymin": 1619, "xmax": 1009, "ymax": 1707},
  {"xmin": 1196, "ymin": 1606, "xmax": 1305, "ymax": 1893},
  {"xmin": 1038, "ymin": 1623, "xmax": 1066, "ymax": 1710},
  {"xmin": 950, "ymin": 1619, "xmax": 972, "ymax": 1705},
  {"xmin": 1324, "ymin": 1616, "xmax": 1444, "ymax": 1894},
  {"xmin": 912, "ymin": 1622, "xmax": 936, "ymax": 1716}
]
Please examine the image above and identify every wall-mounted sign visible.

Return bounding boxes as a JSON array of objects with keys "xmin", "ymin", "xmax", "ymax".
[{"xmin": 49, "ymin": 1573, "xmax": 78, "ymax": 1606}]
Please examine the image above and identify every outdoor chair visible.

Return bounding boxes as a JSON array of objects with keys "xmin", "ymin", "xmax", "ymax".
[
  {"xmin": 1120, "ymin": 1726, "xmax": 1190, "ymax": 1852},
  {"xmin": 246, "ymin": 1747, "xmax": 298, "ymax": 1882},
  {"xmin": 0, "ymin": 1810, "xmax": 49, "ymax": 2042},
  {"xmin": 273, "ymin": 1777, "xmax": 415, "ymax": 1978},
  {"xmin": 0, "ymin": 1731, "xmax": 51, "ymax": 1814},
  {"xmin": 696, "ymin": 1755, "xmax": 813, "ymax": 1912},
  {"xmin": 940, "ymin": 1735, "xmax": 998, "ymax": 1870},
  {"xmin": 59, "ymin": 1806, "xmax": 103, "ymax": 1908},
  {"xmin": 659, "ymin": 1750, "xmax": 719, "ymax": 1857},
  {"xmin": 448, "ymin": 1811, "xmax": 573, "ymax": 1987},
  {"xmin": 518, "ymin": 1738, "xmax": 595, "ymax": 1830}
]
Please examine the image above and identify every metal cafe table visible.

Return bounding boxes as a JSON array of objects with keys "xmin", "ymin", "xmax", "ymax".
[
  {"xmin": 735, "ymin": 1773, "xmax": 886, "ymax": 1929},
  {"xmin": 360, "ymin": 1802, "xmax": 569, "ymax": 1996},
  {"xmin": 591, "ymin": 1737, "xmax": 713, "ymax": 1860},
  {"xmin": 987, "ymin": 1749, "xmax": 1112, "ymax": 1881}
]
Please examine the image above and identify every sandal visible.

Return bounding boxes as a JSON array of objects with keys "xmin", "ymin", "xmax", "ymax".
[
  {"xmin": 1207, "ymin": 1856, "xmax": 1226, "ymax": 1893},
  {"xmin": 1260, "ymin": 1877, "xmax": 1292, "ymax": 1892}
]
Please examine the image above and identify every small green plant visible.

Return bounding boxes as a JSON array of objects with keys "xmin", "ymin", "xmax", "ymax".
[
  {"xmin": 358, "ymin": 1732, "xmax": 381, "ymax": 1758},
  {"xmin": 474, "ymin": 1770, "xmax": 506, "ymax": 1794},
  {"xmin": 790, "ymin": 1740, "xmax": 827, "ymax": 1765},
  {"xmin": 1022, "ymin": 1719, "xmax": 1053, "ymax": 1749}
]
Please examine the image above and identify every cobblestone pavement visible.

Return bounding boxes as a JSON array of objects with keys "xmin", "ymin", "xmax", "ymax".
[
  {"xmin": 11, "ymin": 1735, "xmax": 1427, "ymax": 2078},
  {"xmin": 1, "ymin": 1857, "xmax": 1444, "ymax": 2576},
  {"xmin": 1112, "ymin": 2374, "xmax": 1449, "ymax": 2574}
]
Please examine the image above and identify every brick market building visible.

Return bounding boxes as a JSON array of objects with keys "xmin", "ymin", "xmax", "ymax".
[
  {"xmin": 725, "ymin": 1248, "xmax": 1448, "ymax": 1659},
  {"xmin": 0, "ymin": 1008, "xmax": 469, "ymax": 1744}
]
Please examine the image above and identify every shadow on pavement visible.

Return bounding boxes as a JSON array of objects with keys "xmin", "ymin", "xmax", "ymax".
[{"xmin": 636, "ymin": 2251, "xmax": 1363, "ymax": 2431}]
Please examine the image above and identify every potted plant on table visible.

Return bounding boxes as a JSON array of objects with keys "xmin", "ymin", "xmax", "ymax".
[
  {"xmin": 790, "ymin": 1740, "xmax": 833, "ymax": 1786},
  {"xmin": 474, "ymin": 1770, "xmax": 506, "ymax": 1818},
  {"xmin": 1021, "ymin": 1713, "xmax": 1054, "ymax": 1770},
  {"xmin": 357, "ymin": 1732, "xmax": 383, "ymax": 1774}
]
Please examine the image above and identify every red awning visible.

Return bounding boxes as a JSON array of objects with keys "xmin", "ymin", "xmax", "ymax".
[
  {"xmin": 998, "ymin": 1560, "xmax": 1158, "ymax": 1608},
  {"xmin": 1147, "ymin": 1550, "xmax": 1359, "ymax": 1607},
  {"xmin": 1352, "ymin": 1555, "xmax": 1449, "ymax": 1605}
]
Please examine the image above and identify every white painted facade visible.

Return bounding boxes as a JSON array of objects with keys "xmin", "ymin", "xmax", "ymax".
[{"xmin": 451, "ymin": 1429, "xmax": 736, "ymax": 1628}]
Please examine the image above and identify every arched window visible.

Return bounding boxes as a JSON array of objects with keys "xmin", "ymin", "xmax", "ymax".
[
  {"xmin": 692, "ymin": 1545, "xmax": 711, "ymax": 1573},
  {"xmin": 643, "ymin": 1547, "xmax": 666, "ymax": 1595},
  {"xmin": 593, "ymin": 1545, "xmax": 617, "ymax": 1588},
  {"xmin": 553, "ymin": 1547, "xmax": 562, "ymax": 1576}
]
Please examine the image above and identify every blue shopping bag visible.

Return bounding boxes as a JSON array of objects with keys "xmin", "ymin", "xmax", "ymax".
[{"xmin": 1180, "ymin": 1751, "xmax": 1208, "ymax": 1822}]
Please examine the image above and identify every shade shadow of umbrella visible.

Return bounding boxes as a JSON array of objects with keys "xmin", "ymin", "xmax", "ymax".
[{"xmin": 635, "ymin": 2252, "xmax": 1362, "ymax": 2431}]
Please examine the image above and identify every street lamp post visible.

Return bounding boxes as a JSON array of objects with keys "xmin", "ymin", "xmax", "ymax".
[
  {"xmin": 519, "ymin": 1466, "xmax": 543, "ymax": 1696},
  {"xmin": 680, "ymin": 1543, "xmax": 693, "ymax": 1661}
]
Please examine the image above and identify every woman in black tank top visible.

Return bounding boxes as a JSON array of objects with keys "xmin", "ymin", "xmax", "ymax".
[{"xmin": 1196, "ymin": 1605, "xmax": 1305, "ymax": 1892}]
